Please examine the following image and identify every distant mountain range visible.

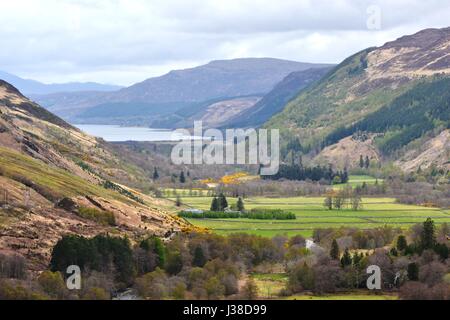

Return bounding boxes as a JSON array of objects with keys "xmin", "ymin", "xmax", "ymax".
[
  {"xmin": 0, "ymin": 70, "xmax": 123, "ymax": 95},
  {"xmin": 222, "ymin": 66, "xmax": 333, "ymax": 128},
  {"xmin": 31, "ymin": 58, "xmax": 333, "ymax": 126}
]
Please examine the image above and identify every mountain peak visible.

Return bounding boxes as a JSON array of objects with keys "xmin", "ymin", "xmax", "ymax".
[
  {"xmin": 383, "ymin": 26, "xmax": 450, "ymax": 50},
  {"xmin": 366, "ymin": 27, "xmax": 450, "ymax": 83},
  {"xmin": 0, "ymin": 79, "xmax": 24, "ymax": 98}
]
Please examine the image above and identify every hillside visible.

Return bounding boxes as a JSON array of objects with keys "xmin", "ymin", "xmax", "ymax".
[
  {"xmin": 184, "ymin": 96, "xmax": 262, "ymax": 128},
  {"xmin": 33, "ymin": 58, "xmax": 331, "ymax": 125},
  {"xmin": 0, "ymin": 81, "xmax": 190, "ymax": 272},
  {"xmin": 222, "ymin": 67, "xmax": 333, "ymax": 128},
  {"xmin": 0, "ymin": 70, "xmax": 122, "ymax": 95},
  {"xmin": 266, "ymin": 27, "xmax": 450, "ymax": 171}
]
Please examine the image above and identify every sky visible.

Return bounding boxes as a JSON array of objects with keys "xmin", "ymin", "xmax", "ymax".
[{"xmin": 1, "ymin": 0, "xmax": 449, "ymax": 86}]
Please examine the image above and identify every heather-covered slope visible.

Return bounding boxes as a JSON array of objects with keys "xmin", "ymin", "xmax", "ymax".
[
  {"xmin": 266, "ymin": 28, "xmax": 450, "ymax": 171},
  {"xmin": 0, "ymin": 81, "xmax": 190, "ymax": 271}
]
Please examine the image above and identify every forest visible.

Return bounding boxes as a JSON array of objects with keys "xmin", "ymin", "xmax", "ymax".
[
  {"xmin": 0, "ymin": 218, "xmax": 448, "ymax": 300},
  {"xmin": 323, "ymin": 77, "xmax": 450, "ymax": 154}
]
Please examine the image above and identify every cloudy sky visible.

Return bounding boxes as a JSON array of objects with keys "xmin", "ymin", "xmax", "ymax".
[{"xmin": 1, "ymin": 0, "xmax": 449, "ymax": 86}]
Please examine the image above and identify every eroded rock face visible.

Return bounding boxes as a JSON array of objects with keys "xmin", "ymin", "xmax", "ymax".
[
  {"xmin": 396, "ymin": 130, "xmax": 450, "ymax": 172},
  {"xmin": 314, "ymin": 134, "xmax": 381, "ymax": 169}
]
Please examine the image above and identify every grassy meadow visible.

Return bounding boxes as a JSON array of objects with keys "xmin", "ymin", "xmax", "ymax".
[
  {"xmin": 172, "ymin": 195, "xmax": 450, "ymax": 238},
  {"xmin": 333, "ymin": 175, "xmax": 383, "ymax": 190}
]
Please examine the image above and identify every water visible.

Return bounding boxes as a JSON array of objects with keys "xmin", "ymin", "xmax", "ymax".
[{"xmin": 74, "ymin": 124, "xmax": 189, "ymax": 142}]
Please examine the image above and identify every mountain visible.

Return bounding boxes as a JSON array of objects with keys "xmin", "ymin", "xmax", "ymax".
[
  {"xmin": 116, "ymin": 58, "xmax": 330, "ymax": 103},
  {"xmin": 0, "ymin": 80, "xmax": 190, "ymax": 271},
  {"xmin": 222, "ymin": 67, "xmax": 333, "ymax": 128},
  {"xmin": 172, "ymin": 96, "xmax": 262, "ymax": 128},
  {"xmin": 33, "ymin": 58, "xmax": 332, "ymax": 125},
  {"xmin": 266, "ymin": 27, "xmax": 450, "ymax": 171},
  {"xmin": 0, "ymin": 70, "xmax": 122, "ymax": 95}
]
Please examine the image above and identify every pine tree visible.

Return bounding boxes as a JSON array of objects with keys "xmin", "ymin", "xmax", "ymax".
[
  {"xmin": 340, "ymin": 248, "xmax": 352, "ymax": 267},
  {"xmin": 421, "ymin": 218, "xmax": 436, "ymax": 250},
  {"xmin": 359, "ymin": 155, "xmax": 364, "ymax": 168},
  {"xmin": 407, "ymin": 263, "xmax": 419, "ymax": 281},
  {"xmin": 153, "ymin": 167, "xmax": 159, "ymax": 180},
  {"xmin": 237, "ymin": 197, "xmax": 245, "ymax": 212},
  {"xmin": 330, "ymin": 239, "xmax": 340, "ymax": 260},
  {"xmin": 396, "ymin": 235, "xmax": 407, "ymax": 252},
  {"xmin": 179, "ymin": 171, "xmax": 186, "ymax": 184},
  {"xmin": 210, "ymin": 197, "xmax": 219, "ymax": 212},
  {"xmin": 218, "ymin": 193, "xmax": 228, "ymax": 211},
  {"xmin": 364, "ymin": 156, "xmax": 370, "ymax": 169},
  {"xmin": 193, "ymin": 246, "xmax": 206, "ymax": 267}
]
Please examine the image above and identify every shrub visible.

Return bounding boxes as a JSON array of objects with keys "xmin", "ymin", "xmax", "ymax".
[
  {"xmin": 82, "ymin": 287, "xmax": 110, "ymax": 300},
  {"xmin": 179, "ymin": 209, "xmax": 296, "ymax": 220},
  {"xmin": 77, "ymin": 206, "xmax": 116, "ymax": 226},
  {"xmin": 38, "ymin": 271, "xmax": 66, "ymax": 299},
  {"xmin": 0, "ymin": 254, "xmax": 27, "ymax": 279}
]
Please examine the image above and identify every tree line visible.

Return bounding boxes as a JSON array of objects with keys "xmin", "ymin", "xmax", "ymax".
[
  {"xmin": 263, "ymin": 164, "xmax": 349, "ymax": 184},
  {"xmin": 323, "ymin": 77, "xmax": 450, "ymax": 154}
]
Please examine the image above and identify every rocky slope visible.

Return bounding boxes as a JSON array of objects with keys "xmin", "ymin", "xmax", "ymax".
[
  {"xmin": 314, "ymin": 134, "xmax": 381, "ymax": 169},
  {"xmin": 0, "ymin": 81, "xmax": 190, "ymax": 272},
  {"xmin": 396, "ymin": 130, "xmax": 450, "ymax": 172},
  {"xmin": 193, "ymin": 96, "xmax": 261, "ymax": 128},
  {"xmin": 223, "ymin": 67, "xmax": 333, "ymax": 128}
]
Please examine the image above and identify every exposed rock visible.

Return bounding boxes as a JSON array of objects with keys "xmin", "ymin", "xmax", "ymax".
[
  {"xmin": 314, "ymin": 134, "xmax": 380, "ymax": 169},
  {"xmin": 56, "ymin": 198, "xmax": 78, "ymax": 212},
  {"xmin": 396, "ymin": 130, "xmax": 450, "ymax": 172}
]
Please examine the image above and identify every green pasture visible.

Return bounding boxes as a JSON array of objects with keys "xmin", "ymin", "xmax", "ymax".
[
  {"xmin": 286, "ymin": 294, "xmax": 398, "ymax": 300},
  {"xmin": 175, "ymin": 195, "xmax": 450, "ymax": 238}
]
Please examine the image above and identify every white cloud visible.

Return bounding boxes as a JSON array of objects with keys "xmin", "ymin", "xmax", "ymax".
[{"xmin": 0, "ymin": 0, "xmax": 449, "ymax": 85}]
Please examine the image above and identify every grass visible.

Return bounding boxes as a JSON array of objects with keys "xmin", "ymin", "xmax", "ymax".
[
  {"xmin": 333, "ymin": 175, "xmax": 383, "ymax": 190},
  {"xmin": 250, "ymin": 273, "xmax": 398, "ymax": 300},
  {"xmin": 286, "ymin": 294, "xmax": 398, "ymax": 300},
  {"xmin": 77, "ymin": 206, "xmax": 116, "ymax": 226},
  {"xmin": 175, "ymin": 195, "xmax": 450, "ymax": 238},
  {"xmin": 251, "ymin": 273, "xmax": 288, "ymax": 299},
  {"xmin": 0, "ymin": 146, "xmax": 134, "ymax": 204}
]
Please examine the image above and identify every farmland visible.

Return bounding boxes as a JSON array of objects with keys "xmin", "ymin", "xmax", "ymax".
[{"xmin": 174, "ymin": 196, "xmax": 450, "ymax": 238}]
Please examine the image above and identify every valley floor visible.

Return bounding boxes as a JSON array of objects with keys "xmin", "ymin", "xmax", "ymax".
[{"xmin": 173, "ymin": 196, "xmax": 450, "ymax": 238}]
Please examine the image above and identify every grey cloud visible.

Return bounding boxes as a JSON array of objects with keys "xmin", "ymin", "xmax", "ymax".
[{"xmin": 0, "ymin": 0, "xmax": 449, "ymax": 85}]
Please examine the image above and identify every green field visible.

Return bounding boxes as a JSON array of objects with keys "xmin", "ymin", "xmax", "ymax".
[
  {"xmin": 252, "ymin": 273, "xmax": 288, "ymax": 299},
  {"xmin": 174, "ymin": 196, "xmax": 450, "ymax": 238},
  {"xmin": 333, "ymin": 175, "xmax": 383, "ymax": 190},
  {"xmin": 286, "ymin": 293, "xmax": 398, "ymax": 300},
  {"xmin": 251, "ymin": 273, "xmax": 398, "ymax": 300}
]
